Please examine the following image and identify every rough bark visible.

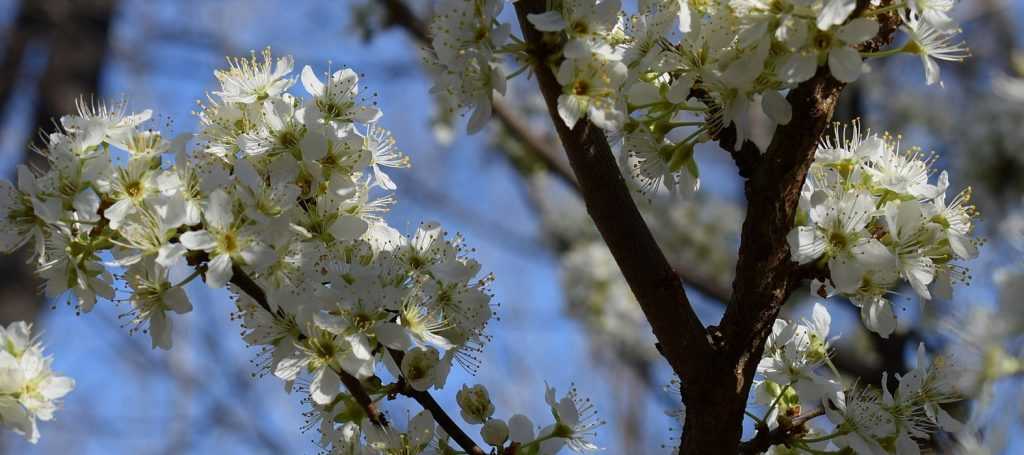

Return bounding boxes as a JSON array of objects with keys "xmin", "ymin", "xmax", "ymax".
[
  {"xmin": 680, "ymin": 5, "xmax": 900, "ymax": 452},
  {"xmin": 682, "ymin": 68, "xmax": 848, "ymax": 454}
]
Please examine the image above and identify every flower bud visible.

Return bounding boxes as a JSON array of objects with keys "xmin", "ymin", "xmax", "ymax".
[
  {"xmin": 456, "ymin": 384, "xmax": 495, "ymax": 424},
  {"xmin": 481, "ymin": 418, "xmax": 509, "ymax": 446}
]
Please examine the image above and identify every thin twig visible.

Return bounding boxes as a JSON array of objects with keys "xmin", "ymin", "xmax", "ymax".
[
  {"xmin": 388, "ymin": 348, "xmax": 486, "ymax": 455},
  {"xmin": 222, "ymin": 265, "xmax": 389, "ymax": 427}
]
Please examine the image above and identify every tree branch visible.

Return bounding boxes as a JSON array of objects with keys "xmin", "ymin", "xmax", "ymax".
[
  {"xmin": 511, "ymin": 0, "xmax": 712, "ymax": 382},
  {"xmin": 387, "ymin": 349, "xmax": 486, "ymax": 455},
  {"xmin": 678, "ymin": 3, "xmax": 901, "ymax": 453},
  {"xmin": 224, "ymin": 267, "xmax": 389, "ymax": 427}
]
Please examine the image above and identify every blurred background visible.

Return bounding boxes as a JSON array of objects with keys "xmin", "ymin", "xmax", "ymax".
[{"xmin": 0, "ymin": 0, "xmax": 1022, "ymax": 453}]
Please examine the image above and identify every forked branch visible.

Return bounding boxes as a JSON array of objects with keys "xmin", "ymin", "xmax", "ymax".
[{"xmin": 511, "ymin": 0, "xmax": 712, "ymax": 382}]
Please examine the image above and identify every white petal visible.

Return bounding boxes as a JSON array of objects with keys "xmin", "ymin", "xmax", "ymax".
[
  {"xmin": 829, "ymin": 256, "xmax": 864, "ymax": 294},
  {"xmin": 165, "ymin": 287, "xmax": 192, "ymax": 314},
  {"xmin": 903, "ymin": 256, "xmax": 935, "ymax": 299},
  {"xmin": 179, "ymin": 231, "xmax": 216, "ymax": 251},
  {"xmin": 828, "ymin": 46, "xmax": 864, "ymax": 83},
  {"xmin": 667, "ymin": 75, "xmax": 696, "ymax": 104},
  {"xmin": 922, "ymin": 55, "xmax": 940, "ymax": 86},
  {"xmin": 895, "ymin": 431, "xmax": 921, "ymax": 455},
  {"xmin": 313, "ymin": 312, "xmax": 348, "ymax": 335},
  {"xmin": 838, "ymin": 18, "xmax": 880, "ymax": 44},
  {"xmin": 375, "ymin": 323, "xmax": 413, "ymax": 350},
  {"xmin": 149, "ymin": 311, "xmax": 172, "ymax": 350},
  {"xmin": 73, "ymin": 188, "xmax": 101, "ymax": 220},
  {"xmin": 557, "ymin": 94, "xmax": 586, "ymax": 129},
  {"xmin": 627, "ymin": 82, "xmax": 660, "ymax": 105},
  {"xmin": 274, "ymin": 355, "xmax": 306, "ymax": 381},
  {"xmin": 787, "ymin": 226, "xmax": 826, "ymax": 264},
  {"xmin": 352, "ymin": 106, "xmax": 382, "ymax": 123},
  {"xmin": 299, "ymin": 129, "xmax": 328, "ymax": 161},
  {"xmin": 39, "ymin": 376, "xmax": 74, "ymax": 400},
  {"xmin": 761, "ymin": 90, "xmax": 792, "ymax": 125},
  {"xmin": 466, "ymin": 99, "xmax": 493, "ymax": 135},
  {"xmin": 239, "ymin": 242, "xmax": 275, "ymax": 270},
  {"xmin": 205, "ymin": 253, "xmax": 234, "ymax": 288},
  {"xmin": 156, "ymin": 243, "xmax": 187, "ymax": 268},
  {"xmin": 508, "ymin": 414, "xmax": 535, "ymax": 443},
  {"xmin": 340, "ymin": 353, "xmax": 374, "ymax": 380},
  {"xmin": 527, "ymin": 11, "xmax": 567, "ymax": 31},
  {"xmin": 861, "ymin": 298, "xmax": 897, "ymax": 338},
  {"xmin": 811, "ymin": 302, "xmax": 831, "ymax": 338},
  {"xmin": 780, "ymin": 53, "xmax": 818, "ymax": 84},
  {"xmin": 330, "ymin": 215, "xmax": 369, "ymax": 241},
  {"xmin": 103, "ymin": 198, "xmax": 134, "ymax": 228},
  {"xmin": 408, "ymin": 410, "xmax": 435, "ymax": 446},
  {"xmin": 311, "ymin": 367, "xmax": 340, "ymax": 405},
  {"xmin": 300, "ymin": 65, "xmax": 325, "ymax": 97},
  {"xmin": 205, "ymin": 189, "xmax": 233, "ymax": 230},
  {"xmin": 234, "ymin": 159, "xmax": 262, "ymax": 190},
  {"xmin": 817, "ymin": 0, "xmax": 856, "ymax": 30}
]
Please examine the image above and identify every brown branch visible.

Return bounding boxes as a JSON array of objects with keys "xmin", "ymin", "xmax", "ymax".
[
  {"xmin": 680, "ymin": 64, "xmax": 850, "ymax": 454},
  {"xmin": 511, "ymin": 0, "xmax": 712, "ymax": 382},
  {"xmin": 678, "ymin": 3, "xmax": 902, "ymax": 453},
  {"xmin": 192, "ymin": 256, "xmax": 387, "ymax": 427},
  {"xmin": 738, "ymin": 408, "xmax": 826, "ymax": 455}
]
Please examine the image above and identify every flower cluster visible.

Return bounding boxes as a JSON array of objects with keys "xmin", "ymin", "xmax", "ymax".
[
  {"xmin": 0, "ymin": 48, "xmax": 603, "ymax": 453},
  {"xmin": 428, "ymin": 0, "xmax": 968, "ymax": 196},
  {"xmin": 0, "ymin": 322, "xmax": 74, "ymax": 443},
  {"xmin": 455, "ymin": 383, "xmax": 605, "ymax": 454},
  {"xmin": 754, "ymin": 306, "xmax": 965, "ymax": 454},
  {"xmin": 824, "ymin": 344, "xmax": 963, "ymax": 454},
  {"xmin": 787, "ymin": 121, "xmax": 980, "ymax": 338},
  {"xmin": 427, "ymin": 0, "xmax": 512, "ymax": 133}
]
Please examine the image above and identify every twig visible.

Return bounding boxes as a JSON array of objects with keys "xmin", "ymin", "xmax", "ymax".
[
  {"xmin": 222, "ymin": 266, "xmax": 389, "ymax": 427},
  {"xmin": 388, "ymin": 348, "xmax": 486, "ymax": 455}
]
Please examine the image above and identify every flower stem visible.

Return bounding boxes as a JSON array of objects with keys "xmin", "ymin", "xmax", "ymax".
[
  {"xmin": 762, "ymin": 383, "xmax": 792, "ymax": 422},
  {"xmin": 174, "ymin": 267, "xmax": 205, "ymax": 288},
  {"xmin": 861, "ymin": 47, "xmax": 905, "ymax": 59}
]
